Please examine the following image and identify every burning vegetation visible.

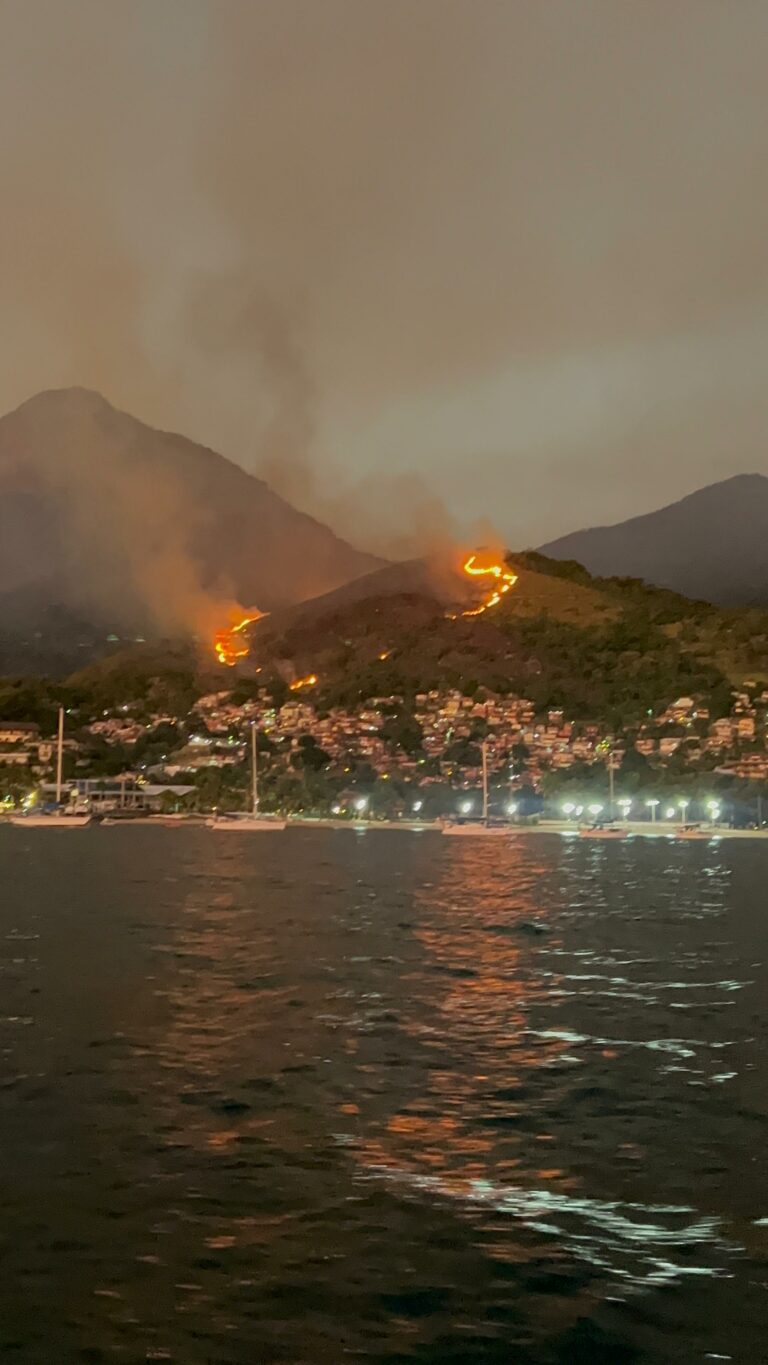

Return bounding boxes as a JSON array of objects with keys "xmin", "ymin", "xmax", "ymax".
[
  {"xmin": 213, "ymin": 611, "xmax": 265, "ymax": 667},
  {"xmin": 459, "ymin": 553, "xmax": 518, "ymax": 615},
  {"xmin": 212, "ymin": 550, "xmax": 517, "ymax": 675},
  {"xmin": 289, "ymin": 674, "xmax": 318, "ymax": 691}
]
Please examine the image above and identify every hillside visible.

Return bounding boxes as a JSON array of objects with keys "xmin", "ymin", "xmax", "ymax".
[
  {"xmin": 249, "ymin": 553, "xmax": 761, "ymax": 719},
  {"xmin": 0, "ymin": 387, "xmax": 382, "ymax": 669},
  {"xmin": 539, "ymin": 474, "xmax": 768, "ymax": 606},
  {"xmin": 67, "ymin": 552, "xmax": 768, "ymax": 726}
]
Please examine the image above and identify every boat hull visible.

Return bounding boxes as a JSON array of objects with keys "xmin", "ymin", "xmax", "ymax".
[
  {"xmin": 207, "ymin": 818, "xmax": 287, "ymax": 831},
  {"xmin": 9, "ymin": 814, "xmax": 92, "ymax": 828},
  {"xmin": 442, "ymin": 824, "xmax": 512, "ymax": 837}
]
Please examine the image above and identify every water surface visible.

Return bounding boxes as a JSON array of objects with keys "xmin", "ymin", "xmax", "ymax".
[{"xmin": 0, "ymin": 827, "xmax": 766, "ymax": 1363}]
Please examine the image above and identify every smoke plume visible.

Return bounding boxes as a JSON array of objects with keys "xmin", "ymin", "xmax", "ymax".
[{"xmin": 0, "ymin": 0, "xmax": 766, "ymax": 550}]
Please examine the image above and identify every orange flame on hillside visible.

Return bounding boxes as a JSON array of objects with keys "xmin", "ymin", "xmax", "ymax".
[
  {"xmin": 213, "ymin": 607, "xmax": 320, "ymax": 687},
  {"xmin": 214, "ymin": 611, "xmax": 265, "ymax": 667},
  {"xmin": 212, "ymin": 549, "xmax": 516, "ymax": 671},
  {"xmin": 289, "ymin": 673, "xmax": 318, "ymax": 691},
  {"xmin": 459, "ymin": 553, "xmax": 518, "ymax": 616}
]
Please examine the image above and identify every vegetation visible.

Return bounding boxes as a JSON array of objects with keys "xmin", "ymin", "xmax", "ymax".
[
  {"xmin": 496, "ymin": 612, "xmax": 729, "ymax": 724},
  {"xmin": 1, "ymin": 553, "xmax": 767, "ymax": 820}
]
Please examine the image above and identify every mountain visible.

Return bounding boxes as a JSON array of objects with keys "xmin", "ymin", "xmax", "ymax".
[
  {"xmin": 0, "ymin": 387, "xmax": 382, "ymax": 668},
  {"xmin": 69, "ymin": 550, "xmax": 768, "ymax": 723},
  {"xmin": 538, "ymin": 474, "xmax": 768, "ymax": 606},
  {"xmin": 232, "ymin": 548, "xmax": 768, "ymax": 721}
]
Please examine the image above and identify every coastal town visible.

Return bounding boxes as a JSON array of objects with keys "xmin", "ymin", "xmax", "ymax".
[{"xmin": 1, "ymin": 677, "xmax": 767, "ymax": 822}]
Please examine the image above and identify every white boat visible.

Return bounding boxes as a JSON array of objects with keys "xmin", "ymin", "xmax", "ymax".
[
  {"xmin": 10, "ymin": 709, "xmax": 91, "ymax": 827},
  {"xmin": 442, "ymin": 742, "xmax": 513, "ymax": 837},
  {"xmin": 208, "ymin": 722, "xmax": 287, "ymax": 831},
  {"xmin": 207, "ymin": 815, "xmax": 287, "ymax": 831},
  {"xmin": 10, "ymin": 812, "xmax": 91, "ymax": 828},
  {"xmin": 442, "ymin": 821, "xmax": 510, "ymax": 837}
]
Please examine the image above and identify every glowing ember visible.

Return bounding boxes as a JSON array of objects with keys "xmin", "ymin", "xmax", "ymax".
[
  {"xmin": 214, "ymin": 612, "xmax": 264, "ymax": 667},
  {"xmin": 289, "ymin": 673, "xmax": 318, "ymax": 691},
  {"xmin": 459, "ymin": 553, "xmax": 518, "ymax": 616}
]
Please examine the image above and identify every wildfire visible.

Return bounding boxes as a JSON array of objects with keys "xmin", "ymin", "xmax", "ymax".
[
  {"xmin": 289, "ymin": 673, "xmax": 318, "ymax": 691},
  {"xmin": 459, "ymin": 553, "xmax": 518, "ymax": 617},
  {"xmin": 213, "ymin": 612, "xmax": 265, "ymax": 667},
  {"xmin": 213, "ymin": 605, "xmax": 319, "ymax": 685},
  {"xmin": 212, "ymin": 548, "xmax": 515, "ymax": 672}
]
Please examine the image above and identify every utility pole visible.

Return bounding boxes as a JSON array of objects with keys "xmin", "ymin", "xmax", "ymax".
[
  {"xmin": 251, "ymin": 721, "xmax": 259, "ymax": 816},
  {"xmin": 607, "ymin": 752, "xmax": 615, "ymax": 820},
  {"xmin": 55, "ymin": 706, "xmax": 64, "ymax": 806},
  {"xmin": 481, "ymin": 741, "xmax": 489, "ymax": 823}
]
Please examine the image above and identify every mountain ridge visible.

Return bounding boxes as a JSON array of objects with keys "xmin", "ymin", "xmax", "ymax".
[
  {"xmin": 0, "ymin": 387, "xmax": 383, "ymax": 665},
  {"xmin": 67, "ymin": 549, "xmax": 768, "ymax": 728},
  {"xmin": 539, "ymin": 473, "xmax": 768, "ymax": 605}
]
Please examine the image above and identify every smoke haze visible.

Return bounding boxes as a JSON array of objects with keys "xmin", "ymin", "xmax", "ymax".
[
  {"xmin": 0, "ymin": 387, "xmax": 382, "ymax": 640},
  {"xmin": 0, "ymin": 1, "xmax": 767, "ymax": 547}
]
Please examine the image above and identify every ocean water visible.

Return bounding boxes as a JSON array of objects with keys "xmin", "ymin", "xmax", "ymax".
[{"xmin": 0, "ymin": 826, "xmax": 766, "ymax": 1363}]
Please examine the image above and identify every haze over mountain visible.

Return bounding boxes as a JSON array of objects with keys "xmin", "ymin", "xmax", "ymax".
[
  {"xmin": 539, "ymin": 475, "xmax": 768, "ymax": 607},
  {"xmin": 0, "ymin": 388, "xmax": 382, "ymax": 655}
]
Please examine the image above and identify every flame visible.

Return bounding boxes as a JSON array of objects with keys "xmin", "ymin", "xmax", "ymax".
[
  {"xmin": 289, "ymin": 673, "xmax": 318, "ymax": 691},
  {"xmin": 213, "ymin": 611, "xmax": 265, "ymax": 667},
  {"xmin": 213, "ymin": 605, "xmax": 320, "ymax": 685},
  {"xmin": 459, "ymin": 553, "xmax": 517, "ymax": 616},
  {"xmin": 212, "ymin": 549, "xmax": 516, "ymax": 672}
]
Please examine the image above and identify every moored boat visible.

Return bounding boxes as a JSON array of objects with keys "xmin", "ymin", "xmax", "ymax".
[
  {"xmin": 207, "ymin": 721, "xmax": 287, "ymax": 831},
  {"xmin": 442, "ymin": 821, "xmax": 511, "ymax": 837},
  {"xmin": 441, "ymin": 743, "xmax": 514, "ymax": 836},
  {"xmin": 207, "ymin": 815, "xmax": 287, "ymax": 831},
  {"xmin": 10, "ymin": 812, "xmax": 91, "ymax": 828},
  {"xmin": 578, "ymin": 824, "xmax": 628, "ymax": 839},
  {"xmin": 9, "ymin": 709, "xmax": 91, "ymax": 827}
]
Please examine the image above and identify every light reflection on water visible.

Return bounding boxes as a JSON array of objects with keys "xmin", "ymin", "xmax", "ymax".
[
  {"xmin": 0, "ymin": 828, "xmax": 766, "ymax": 1363},
  {"xmin": 345, "ymin": 841, "xmax": 745, "ymax": 1311}
]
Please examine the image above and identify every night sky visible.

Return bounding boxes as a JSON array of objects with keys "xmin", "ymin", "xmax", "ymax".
[{"xmin": 1, "ymin": 0, "xmax": 767, "ymax": 551}]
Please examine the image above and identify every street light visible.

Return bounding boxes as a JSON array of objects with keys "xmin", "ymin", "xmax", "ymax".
[
  {"xmin": 679, "ymin": 799, "xmax": 690, "ymax": 823},
  {"xmin": 618, "ymin": 798, "xmax": 632, "ymax": 821},
  {"xmin": 646, "ymin": 798, "xmax": 659, "ymax": 823},
  {"xmin": 507, "ymin": 801, "xmax": 517, "ymax": 818},
  {"xmin": 562, "ymin": 802, "xmax": 575, "ymax": 818},
  {"xmin": 354, "ymin": 796, "xmax": 368, "ymax": 814},
  {"xmin": 460, "ymin": 800, "xmax": 473, "ymax": 816},
  {"xmin": 588, "ymin": 803, "xmax": 603, "ymax": 818},
  {"xmin": 706, "ymin": 799, "xmax": 721, "ymax": 825},
  {"xmin": 665, "ymin": 806, "xmax": 676, "ymax": 820},
  {"xmin": 412, "ymin": 800, "xmax": 423, "ymax": 814}
]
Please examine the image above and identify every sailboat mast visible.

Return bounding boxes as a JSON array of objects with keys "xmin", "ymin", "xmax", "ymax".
[
  {"xmin": 251, "ymin": 720, "xmax": 259, "ymax": 816},
  {"xmin": 55, "ymin": 706, "xmax": 64, "ymax": 805},
  {"xmin": 481, "ymin": 740, "xmax": 488, "ymax": 823}
]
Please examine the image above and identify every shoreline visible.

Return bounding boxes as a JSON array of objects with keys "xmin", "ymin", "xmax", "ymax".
[{"xmin": 6, "ymin": 814, "xmax": 764, "ymax": 839}]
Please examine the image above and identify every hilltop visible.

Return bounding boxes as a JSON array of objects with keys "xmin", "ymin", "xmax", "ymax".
[
  {"xmin": 66, "ymin": 551, "xmax": 768, "ymax": 727},
  {"xmin": 250, "ymin": 552, "xmax": 765, "ymax": 720},
  {"xmin": 540, "ymin": 474, "xmax": 768, "ymax": 606}
]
